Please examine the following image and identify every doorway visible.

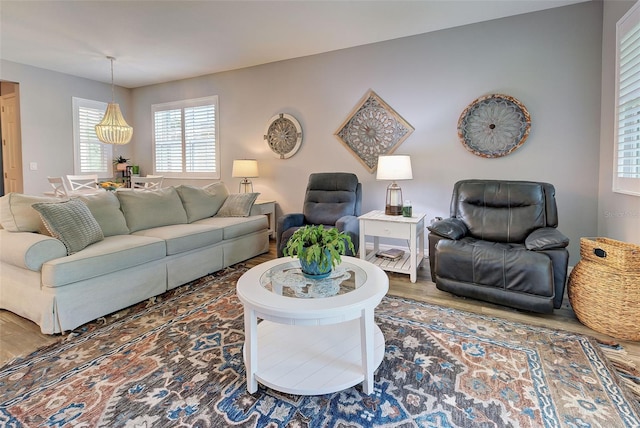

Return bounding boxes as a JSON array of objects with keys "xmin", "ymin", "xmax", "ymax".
[{"xmin": 0, "ymin": 81, "xmax": 23, "ymax": 195}]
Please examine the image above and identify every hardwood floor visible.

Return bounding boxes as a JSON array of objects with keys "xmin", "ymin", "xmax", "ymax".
[{"xmin": 1, "ymin": 242, "xmax": 639, "ymax": 372}]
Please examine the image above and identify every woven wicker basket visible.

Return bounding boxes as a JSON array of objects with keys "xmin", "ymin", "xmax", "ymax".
[{"xmin": 568, "ymin": 237, "xmax": 640, "ymax": 341}]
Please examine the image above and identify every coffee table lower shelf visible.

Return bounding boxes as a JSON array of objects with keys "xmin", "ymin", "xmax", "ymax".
[{"xmin": 244, "ymin": 318, "xmax": 385, "ymax": 395}]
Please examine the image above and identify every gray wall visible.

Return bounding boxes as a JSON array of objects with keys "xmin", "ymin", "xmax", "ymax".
[
  {"xmin": 0, "ymin": 60, "xmax": 133, "ymax": 189},
  {"xmin": 133, "ymin": 2, "xmax": 603, "ymax": 263},
  {"xmin": 599, "ymin": 1, "xmax": 640, "ymax": 245},
  {"xmin": 2, "ymin": 2, "xmax": 612, "ymax": 264}
]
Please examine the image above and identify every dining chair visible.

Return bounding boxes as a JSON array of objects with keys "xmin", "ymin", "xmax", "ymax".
[
  {"xmin": 131, "ymin": 175, "xmax": 164, "ymax": 191},
  {"xmin": 43, "ymin": 177, "xmax": 69, "ymax": 198},
  {"xmin": 66, "ymin": 174, "xmax": 100, "ymax": 194}
]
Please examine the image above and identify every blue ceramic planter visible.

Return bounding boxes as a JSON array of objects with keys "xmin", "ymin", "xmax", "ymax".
[{"xmin": 299, "ymin": 249, "xmax": 332, "ymax": 279}]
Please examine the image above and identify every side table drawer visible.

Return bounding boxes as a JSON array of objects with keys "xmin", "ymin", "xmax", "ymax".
[{"xmin": 362, "ymin": 220, "xmax": 410, "ymax": 238}]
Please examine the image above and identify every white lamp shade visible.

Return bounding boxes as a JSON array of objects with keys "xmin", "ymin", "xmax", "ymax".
[
  {"xmin": 232, "ymin": 159, "xmax": 259, "ymax": 178},
  {"xmin": 376, "ymin": 155, "xmax": 413, "ymax": 180}
]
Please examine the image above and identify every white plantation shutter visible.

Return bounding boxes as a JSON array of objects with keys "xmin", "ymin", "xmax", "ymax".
[
  {"xmin": 72, "ymin": 98, "xmax": 112, "ymax": 175},
  {"xmin": 615, "ymin": 1, "xmax": 640, "ymax": 196},
  {"xmin": 152, "ymin": 96, "xmax": 219, "ymax": 178}
]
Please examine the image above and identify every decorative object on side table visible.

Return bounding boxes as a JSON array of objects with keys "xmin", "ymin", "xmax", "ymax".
[
  {"xmin": 231, "ymin": 159, "xmax": 259, "ymax": 193},
  {"xmin": 264, "ymin": 113, "xmax": 303, "ymax": 159},
  {"xmin": 98, "ymin": 180, "xmax": 123, "ymax": 191},
  {"xmin": 458, "ymin": 94, "xmax": 531, "ymax": 158},
  {"xmin": 376, "ymin": 154, "xmax": 413, "ymax": 215},
  {"xmin": 284, "ymin": 225, "xmax": 355, "ymax": 279},
  {"xmin": 113, "ymin": 155, "xmax": 129, "ymax": 171},
  {"xmin": 334, "ymin": 89, "xmax": 414, "ymax": 173}
]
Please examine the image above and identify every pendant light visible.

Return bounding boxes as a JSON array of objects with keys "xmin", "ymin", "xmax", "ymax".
[{"xmin": 95, "ymin": 56, "xmax": 133, "ymax": 145}]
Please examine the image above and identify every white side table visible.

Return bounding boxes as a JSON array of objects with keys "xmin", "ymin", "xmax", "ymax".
[
  {"xmin": 236, "ymin": 257, "xmax": 388, "ymax": 395},
  {"xmin": 358, "ymin": 210, "xmax": 426, "ymax": 283},
  {"xmin": 251, "ymin": 200, "xmax": 276, "ymax": 238}
]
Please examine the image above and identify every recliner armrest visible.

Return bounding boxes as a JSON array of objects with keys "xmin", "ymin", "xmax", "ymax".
[
  {"xmin": 277, "ymin": 213, "xmax": 305, "ymax": 233},
  {"xmin": 525, "ymin": 227, "xmax": 569, "ymax": 250},
  {"xmin": 335, "ymin": 215, "xmax": 359, "ymax": 255},
  {"xmin": 427, "ymin": 218, "xmax": 468, "ymax": 240}
]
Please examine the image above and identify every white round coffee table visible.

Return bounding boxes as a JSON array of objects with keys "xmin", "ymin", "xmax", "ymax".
[{"xmin": 236, "ymin": 256, "xmax": 388, "ymax": 395}]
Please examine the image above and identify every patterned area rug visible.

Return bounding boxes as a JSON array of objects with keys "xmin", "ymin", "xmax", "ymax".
[{"xmin": 1, "ymin": 265, "xmax": 639, "ymax": 427}]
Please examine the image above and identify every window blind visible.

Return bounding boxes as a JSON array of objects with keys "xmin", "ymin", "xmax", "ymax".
[
  {"xmin": 72, "ymin": 98, "xmax": 111, "ymax": 175},
  {"xmin": 615, "ymin": 2, "xmax": 640, "ymax": 195},
  {"xmin": 152, "ymin": 96, "xmax": 218, "ymax": 178}
]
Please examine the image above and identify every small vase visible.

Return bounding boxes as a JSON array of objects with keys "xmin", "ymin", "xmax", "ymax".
[{"xmin": 299, "ymin": 249, "xmax": 332, "ymax": 279}]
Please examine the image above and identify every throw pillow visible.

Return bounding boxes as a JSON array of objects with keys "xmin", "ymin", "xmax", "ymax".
[
  {"xmin": 175, "ymin": 182, "xmax": 229, "ymax": 223},
  {"xmin": 116, "ymin": 187, "xmax": 188, "ymax": 233},
  {"xmin": 0, "ymin": 193, "xmax": 61, "ymax": 232},
  {"xmin": 32, "ymin": 199, "xmax": 104, "ymax": 255},
  {"xmin": 74, "ymin": 192, "xmax": 129, "ymax": 236},
  {"xmin": 216, "ymin": 193, "xmax": 259, "ymax": 217}
]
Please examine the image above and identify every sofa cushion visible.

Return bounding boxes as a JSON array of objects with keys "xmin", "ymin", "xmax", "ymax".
[
  {"xmin": 0, "ymin": 193, "xmax": 61, "ymax": 232},
  {"xmin": 41, "ymin": 235, "xmax": 166, "ymax": 288},
  {"xmin": 132, "ymin": 223, "xmax": 224, "ymax": 255},
  {"xmin": 117, "ymin": 187, "xmax": 188, "ymax": 232},
  {"xmin": 216, "ymin": 192, "xmax": 259, "ymax": 217},
  {"xmin": 32, "ymin": 199, "xmax": 104, "ymax": 255},
  {"xmin": 75, "ymin": 192, "xmax": 129, "ymax": 236},
  {"xmin": 175, "ymin": 182, "xmax": 229, "ymax": 223},
  {"xmin": 194, "ymin": 215, "xmax": 268, "ymax": 240}
]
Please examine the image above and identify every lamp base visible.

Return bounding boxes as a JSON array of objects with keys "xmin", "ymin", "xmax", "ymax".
[
  {"xmin": 239, "ymin": 179, "xmax": 253, "ymax": 193},
  {"xmin": 385, "ymin": 205, "xmax": 402, "ymax": 216},
  {"xmin": 385, "ymin": 182, "xmax": 403, "ymax": 216}
]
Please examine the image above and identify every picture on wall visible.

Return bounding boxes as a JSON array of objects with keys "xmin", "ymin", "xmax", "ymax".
[{"xmin": 334, "ymin": 90, "xmax": 414, "ymax": 173}]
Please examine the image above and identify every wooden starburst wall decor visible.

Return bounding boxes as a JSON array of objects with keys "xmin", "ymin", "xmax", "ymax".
[{"xmin": 334, "ymin": 90, "xmax": 414, "ymax": 173}]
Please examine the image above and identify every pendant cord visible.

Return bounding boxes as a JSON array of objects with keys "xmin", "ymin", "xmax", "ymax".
[{"xmin": 108, "ymin": 56, "xmax": 115, "ymax": 103}]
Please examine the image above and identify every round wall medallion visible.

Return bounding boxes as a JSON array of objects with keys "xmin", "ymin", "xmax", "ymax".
[
  {"xmin": 264, "ymin": 113, "xmax": 303, "ymax": 159},
  {"xmin": 457, "ymin": 94, "xmax": 531, "ymax": 158}
]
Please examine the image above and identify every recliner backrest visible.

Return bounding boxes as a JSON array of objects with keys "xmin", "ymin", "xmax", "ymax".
[
  {"xmin": 303, "ymin": 172, "xmax": 361, "ymax": 225},
  {"xmin": 450, "ymin": 180, "xmax": 559, "ymax": 243}
]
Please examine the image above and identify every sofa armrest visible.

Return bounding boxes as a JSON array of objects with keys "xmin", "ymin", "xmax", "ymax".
[
  {"xmin": 525, "ymin": 227, "xmax": 570, "ymax": 250},
  {"xmin": 427, "ymin": 218, "xmax": 468, "ymax": 240},
  {"xmin": 0, "ymin": 229, "xmax": 67, "ymax": 271}
]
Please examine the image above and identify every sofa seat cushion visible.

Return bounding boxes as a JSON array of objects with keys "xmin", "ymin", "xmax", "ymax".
[
  {"xmin": 435, "ymin": 237, "xmax": 553, "ymax": 297},
  {"xmin": 132, "ymin": 224, "xmax": 224, "ymax": 255},
  {"xmin": 194, "ymin": 215, "xmax": 268, "ymax": 240},
  {"xmin": 41, "ymin": 235, "xmax": 166, "ymax": 288}
]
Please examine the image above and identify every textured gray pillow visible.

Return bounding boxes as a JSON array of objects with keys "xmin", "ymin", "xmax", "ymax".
[
  {"xmin": 216, "ymin": 193, "xmax": 259, "ymax": 217},
  {"xmin": 75, "ymin": 192, "xmax": 129, "ymax": 236},
  {"xmin": 32, "ymin": 199, "xmax": 104, "ymax": 255},
  {"xmin": 175, "ymin": 182, "xmax": 229, "ymax": 223},
  {"xmin": 116, "ymin": 187, "xmax": 188, "ymax": 232}
]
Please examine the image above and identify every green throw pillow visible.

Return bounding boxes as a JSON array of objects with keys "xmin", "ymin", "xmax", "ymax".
[
  {"xmin": 116, "ymin": 187, "xmax": 188, "ymax": 232},
  {"xmin": 175, "ymin": 182, "xmax": 229, "ymax": 223},
  {"xmin": 32, "ymin": 199, "xmax": 104, "ymax": 255},
  {"xmin": 75, "ymin": 192, "xmax": 129, "ymax": 236},
  {"xmin": 216, "ymin": 193, "xmax": 259, "ymax": 217}
]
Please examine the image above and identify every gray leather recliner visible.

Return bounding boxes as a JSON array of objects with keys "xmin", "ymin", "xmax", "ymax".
[
  {"xmin": 276, "ymin": 172, "xmax": 362, "ymax": 258},
  {"xmin": 428, "ymin": 179, "xmax": 570, "ymax": 314}
]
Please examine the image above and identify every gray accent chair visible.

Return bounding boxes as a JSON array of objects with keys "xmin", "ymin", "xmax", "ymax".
[
  {"xmin": 428, "ymin": 179, "xmax": 569, "ymax": 314},
  {"xmin": 276, "ymin": 172, "xmax": 362, "ymax": 258}
]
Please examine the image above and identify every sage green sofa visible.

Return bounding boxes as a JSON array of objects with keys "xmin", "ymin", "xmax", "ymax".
[{"xmin": 0, "ymin": 183, "xmax": 269, "ymax": 334}]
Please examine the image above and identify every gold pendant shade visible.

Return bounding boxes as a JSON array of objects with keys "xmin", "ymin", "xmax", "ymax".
[
  {"xmin": 95, "ymin": 103, "xmax": 133, "ymax": 145},
  {"xmin": 95, "ymin": 57, "xmax": 133, "ymax": 145}
]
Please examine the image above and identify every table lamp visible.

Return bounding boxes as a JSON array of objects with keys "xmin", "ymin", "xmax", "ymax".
[
  {"xmin": 232, "ymin": 159, "xmax": 259, "ymax": 193},
  {"xmin": 376, "ymin": 155, "xmax": 413, "ymax": 215}
]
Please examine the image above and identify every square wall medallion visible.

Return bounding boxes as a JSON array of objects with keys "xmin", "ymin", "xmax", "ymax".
[{"xmin": 334, "ymin": 90, "xmax": 414, "ymax": 173}]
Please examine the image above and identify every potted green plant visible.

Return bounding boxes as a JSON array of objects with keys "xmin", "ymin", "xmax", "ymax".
[
  {"xmin": 284, "ymin": 225, "xmax": 355, "ymax": 279},
  {"xmin": 113, "ymin": 155, "xmax": 129, "ymax": 171}
]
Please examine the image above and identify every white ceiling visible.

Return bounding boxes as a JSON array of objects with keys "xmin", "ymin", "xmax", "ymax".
[{"xmin": 1, "ymin": 0, "xmax": 587, "ymax": 88}]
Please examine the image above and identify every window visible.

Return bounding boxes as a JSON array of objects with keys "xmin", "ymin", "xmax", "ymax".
[
  {"xmin": 72, "ymin": 97, "xmax": 112, "ymax": 176},
  {"xmin": 152, "ymin": 96, "xmax": 219, "ymax": 179},
  {"xmin": 614, "ymin": 1, "xmax": 640, "ymax": 196}
]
